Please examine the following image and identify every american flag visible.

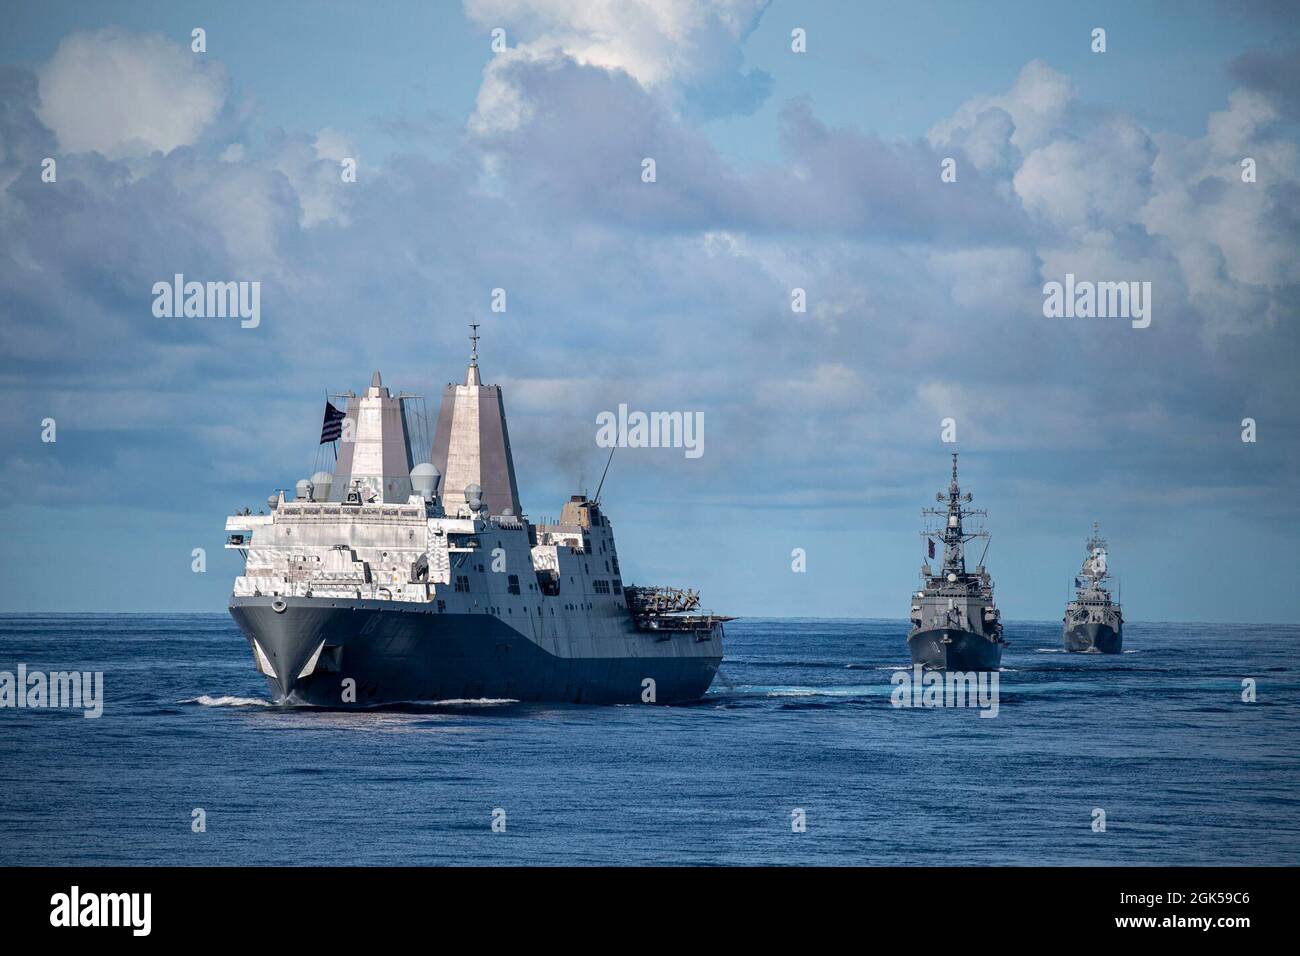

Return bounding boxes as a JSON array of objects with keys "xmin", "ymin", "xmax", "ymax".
[
  {"xmin": 928, "ymin": 539, "xmax": 936, "ymax": 559},
  {"xmin": 319, "ymin": 401, "xmax": 345, "ymax": 444}
]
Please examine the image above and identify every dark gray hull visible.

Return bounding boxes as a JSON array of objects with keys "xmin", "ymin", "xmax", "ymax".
[
  {"xmin": 907, "ymin": 627, "xmax": 1003, "ymax": 671},
  {"xmin": 1063, "ymin": 622, "xmax": 1122, "ymax": 654},
  {"xmin": 230, "ymin": 596, "xmax": 721, "ymax": 706}
]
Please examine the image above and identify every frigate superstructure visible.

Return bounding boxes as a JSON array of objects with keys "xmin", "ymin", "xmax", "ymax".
[
  {"xmin": 907, "ymin": 454, "xmax": 1006, "ymax": 670},
  {"xmin": 225, "ymin": 328, "xmax": 730, "ymax": 706},
  {"xmin": 1062, "ymin": 523, "xmax": 1122, "ymax": 653}
]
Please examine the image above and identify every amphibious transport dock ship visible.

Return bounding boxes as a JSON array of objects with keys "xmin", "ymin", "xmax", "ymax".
[
  {"xmin": 1063, "ymin": 523, "xmax": 1122, "ymax": 653},
  {"xmin": 225, "ymin": 329, "xmax": 730, "ymax": 706},
  {"xmin": 907, "ymin": 454, "xmax": 1006, "ymax": 671}
]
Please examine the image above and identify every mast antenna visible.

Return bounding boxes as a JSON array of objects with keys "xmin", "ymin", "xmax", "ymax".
[{"xmin": 594, "ymin": 445, "xmax": 615, "ymax": 505}]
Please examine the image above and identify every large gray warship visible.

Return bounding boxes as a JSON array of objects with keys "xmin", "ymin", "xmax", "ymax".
[
  {"xmin": 907, "ymin": 454, "xmax": 1006, "ymax": 670},
  {"xmin": 225, "ymin": 328, "xmax": 730, "ymax": 706},
  {"xmin": 1062, "ymin": 523, "xmax": 1122, "ymax": 653}
]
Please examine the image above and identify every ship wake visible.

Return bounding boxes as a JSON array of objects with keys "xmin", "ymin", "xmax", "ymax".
[{"xmin": 183, "ymin": 694, "xmax": 275, "ymax": 708}]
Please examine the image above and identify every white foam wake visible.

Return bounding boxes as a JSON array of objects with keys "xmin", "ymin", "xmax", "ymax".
[
  {"xmin": 183, "ymin": 695, "xmax": 274, "ymax": 707},
  {"xmin": 421, "ymin": 698, "xmax": 520, "ymax": 707}
]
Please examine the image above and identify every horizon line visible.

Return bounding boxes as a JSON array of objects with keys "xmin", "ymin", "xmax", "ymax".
[{"xmin": 0, "ymin": 611, "xmax": 1288, "ymax": 628}]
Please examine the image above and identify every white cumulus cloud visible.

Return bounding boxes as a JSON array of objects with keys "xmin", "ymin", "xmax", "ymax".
[
  {"xmin": 465, "ymin": 0, "xmax": 770, "ymax": 132},
  {"xmin": 37, "ymin": 28, "xmax": 227, "ymax": 159},
  {"xmin": 928, "ymin": 59, "xmax": 1075, "ymax": 161}
]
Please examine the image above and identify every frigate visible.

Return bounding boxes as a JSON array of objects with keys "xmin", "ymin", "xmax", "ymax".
[
  {"xmin": 224, "ymin": 327, "xmax": 730, "ymax": 706},
  {"xmin": 1062, "ymin": 522, "xmax": 1122, "ymax": 653},
  {"xmin": 907, "ymin": 454, "xmax": 1006, "ymax": 670}
]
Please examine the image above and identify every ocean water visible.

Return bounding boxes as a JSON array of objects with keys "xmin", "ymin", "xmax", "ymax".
[{"xmin": 0, "ymin": 614, "xmax": 1296, "ymax": 866}]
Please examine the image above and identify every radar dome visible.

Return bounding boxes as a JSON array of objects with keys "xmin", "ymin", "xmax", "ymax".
[
  {"xmin": 464, "ymin": 483, "xmax": 484, "ymax": 513},
  {"xmin": 410, "ymin": 463, "xmax": 440, "ymax": 501},
  {"xmin": 295, "ymin": 478, "xmax": 314, "ymax": 501},
  {"xmin": 266, "ymin": 493, "xmax": 280, "ymax": 512},
  {"xmin": 311, "ymin": 471, "xmax": 334, "ymax": 501}
]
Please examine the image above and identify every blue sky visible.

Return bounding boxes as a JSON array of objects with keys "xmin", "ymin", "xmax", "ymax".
[{"xmin": 2, "ymin": 0, "xmax": 1298, "ymax": 621}]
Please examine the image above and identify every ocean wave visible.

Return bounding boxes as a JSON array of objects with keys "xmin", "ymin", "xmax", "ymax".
[{"xmin": 713, "ymin": 686, "xmax": 878, "ymax": 699}]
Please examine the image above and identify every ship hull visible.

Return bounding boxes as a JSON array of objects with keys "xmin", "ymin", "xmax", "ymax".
[
  {"xmin": 1063, "ymin": 622, "xmax": 1122, "ymax": 654},
  {"xmin": 907, "ymin": 627, "xmax": 1003, "ymax": 671},
  {"xmin": 230, "ymin": 596, "xmax": 721, "ymax": 706}
]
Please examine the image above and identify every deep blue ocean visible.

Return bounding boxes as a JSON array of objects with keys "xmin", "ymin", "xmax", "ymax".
[{"xmin": 1, "ymin": 615, "xmax": 1296, "ymax": 866}]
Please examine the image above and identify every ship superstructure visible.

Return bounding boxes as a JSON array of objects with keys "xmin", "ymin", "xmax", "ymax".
[
  {"xmin": 225, "ymin": 329, "xmax": 729, "ymax": 706},
  {"xmin": 907, "ymin": 454, "xmax": 1006, "ymax": 671},
  {"xmin": 1062, "ymin": 523, "xmax": 1122, "ymax": 653}
]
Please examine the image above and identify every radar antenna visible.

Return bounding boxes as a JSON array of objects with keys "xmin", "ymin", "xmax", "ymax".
[{"xmin": 919, "ymin": 452, "xmax": 988, "ymax": 576}]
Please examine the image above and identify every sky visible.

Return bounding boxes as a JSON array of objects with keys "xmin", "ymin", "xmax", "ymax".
[{"xmin": 1, "ymin": 0, "xmax": 1298, "ymax": 621}]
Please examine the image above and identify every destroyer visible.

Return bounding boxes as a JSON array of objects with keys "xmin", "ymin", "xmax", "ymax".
[
  {"xmin": 907, "ymin": 454, "xmax": 1006, "ymax": 670},
  {"xmin": 1062, "ymin": 522, "xmax": 1122, "ymax": 653},
  {"xmin": 225, "ymin": 327, "xmax": 730, "ymax": 706}
]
